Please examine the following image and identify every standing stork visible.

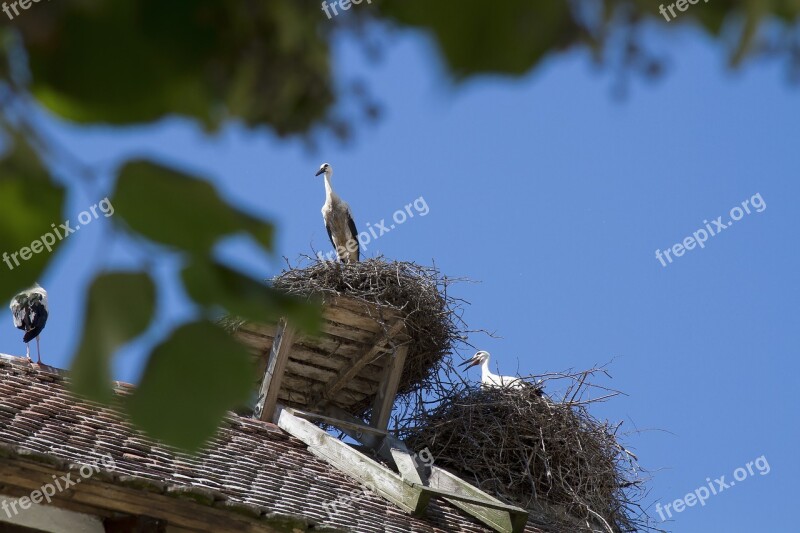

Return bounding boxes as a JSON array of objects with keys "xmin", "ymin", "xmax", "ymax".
[
  {"xmin": 459, "ymin": 350, "xmax": 525, "ymax": 389},
  {"xmin": 10, "ymin": 284, "xmax": 48, "ymax": 365},
  {"xmin": 315, "ymin": 163, "xmax": 359, "ymax": 263}
]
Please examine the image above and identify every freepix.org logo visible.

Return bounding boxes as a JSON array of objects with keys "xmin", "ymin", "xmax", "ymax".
[
  {"xmin": 1, "ymin": 453, "xmax": 116, "ymax": 518},
  {"xmin": 2, "ymin": 197, "xmax": 115, "ymax": 271}
]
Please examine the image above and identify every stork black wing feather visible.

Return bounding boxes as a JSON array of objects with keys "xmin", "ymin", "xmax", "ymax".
[
  {"xmin": 21, "ymin": 300, "xmax": 48, "ymax": 343},
  {"xmin": 325, "ymin": 222, "xmax": 336, "ymax": 250},
  {"xmin": 347, "ymin": 214, "xmax": 360, "ymax": 262}
]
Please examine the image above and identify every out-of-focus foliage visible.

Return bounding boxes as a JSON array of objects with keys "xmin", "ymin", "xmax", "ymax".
[
  {"xmin": 0, "ymin": 136, "xmax": 64, "ymax": 300},
  {"xmin": 71, "ymin": 273, "xmax": 156, "ymax": 404},
  {"xmin": 127, "ymin": 321, "xmax": 256, "ymax": 452},
  {"xmin": 14, "ymin": 0, "xmax": 334, "ymax": 135},
  {"xmin": 0, "ymin": 0, "xmax": 796, "ymax": 450}
]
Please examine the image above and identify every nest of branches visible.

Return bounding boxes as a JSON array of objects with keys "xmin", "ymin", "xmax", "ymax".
[
  {"xmin": 399, "ymin": 367, "xmax": 650, "ymax": 533},
  {"xmin": 271, "ymin": 257, "xmax": 467, "ymax": 397}
]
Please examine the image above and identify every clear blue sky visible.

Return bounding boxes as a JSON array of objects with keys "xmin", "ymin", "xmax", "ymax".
[{"xmin": 2, "ymin": 21, "xmax": 797, "ymax": 533}]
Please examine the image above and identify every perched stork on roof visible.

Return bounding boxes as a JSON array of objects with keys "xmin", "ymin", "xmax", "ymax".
[
  {"xmin": 459, "ymin": 350, "xmax": 526, "ymax": 390},
  {"xmin": 315, "ymin": 163, "xmax": 359, "ymax": 263},
  {"xmin": 10, "ymin": 284, "xmax": 48, "ymax": 365}
]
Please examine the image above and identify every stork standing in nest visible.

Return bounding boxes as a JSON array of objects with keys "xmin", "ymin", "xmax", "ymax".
[
  {"xmin": 10, "ymin": 284, "xmax": 49, "ymax": 365},
  {"xmin": 315, "ymin": 163, "xmax": 359, "ymax": 262},
  {"xmin": 460, "ymin": 350, "xmax": 526, "ymax": 389}
]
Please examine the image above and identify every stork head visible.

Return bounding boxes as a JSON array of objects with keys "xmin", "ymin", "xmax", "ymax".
[
  {"xmin": 459, "ymin": 350, "xmax": 490, "ymax": 369},
  {"xmin": 315, "ymin": 162, "xmax": 332, "ymax": 178}
]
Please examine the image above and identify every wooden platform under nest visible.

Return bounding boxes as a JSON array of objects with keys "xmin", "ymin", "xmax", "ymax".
[{"xmin": 233, "ymin": 295, "xmax": 411, "ymax": 426}]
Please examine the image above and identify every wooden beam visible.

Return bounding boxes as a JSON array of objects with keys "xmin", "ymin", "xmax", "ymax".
[
  {"xmin": 0, "ymin": 490, "xmax": 105, "ymax": 533},
  {"xmin": 414, "ymin": 485, "xmax": 526, "ymax": 512},
  {"xmin": 254, "ymin": 320, "xmax": 296, "ymax": 422},
  {"xmin": 0, "ymin": 461, "xmax": 289, "ymax": 533},
  {"xmin": 390, "ymin": 447, "xmax": 426, "ymax": 486},
  {"xmin": 283, "ymin": 407, "xmax": 388, "ymax": 438},
  {"xmin": 370, "ymin": 343, "xmax": 409, "ymax": 431},
  {"xmin": 318, "ymin": 405, "xmax": 389, "ymax": 454},
  {"xmin": 428, "ymin": 466, "xmax": 528, "ymax": 533},
  {"xmin": 275, "ymin": 406, "xmax": 430, "ymax": 515},
  {"xmin": 311, "ymin": 320, "xmax": 406, "ymax": 407},
  {"xmin": 277, "ymin": 406, "xmax": 528, "ymax": 533}
]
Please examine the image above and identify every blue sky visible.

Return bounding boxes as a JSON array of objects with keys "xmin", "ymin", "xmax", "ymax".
[{"xmin": 2, "ymin": 20, "xmax": 798, "ymax": 533}]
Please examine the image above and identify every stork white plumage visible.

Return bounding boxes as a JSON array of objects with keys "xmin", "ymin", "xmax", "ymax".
[
  {"xmin": 459, "ymin": 350, "xmax": 525, "ymax": 389},
  {"xmin": 9, "ymin": 284, "xmax": 49, "ymax": 365},
  {"xmin": 315, "ymin": 163, "xmax": 359, "ymax": 263}
]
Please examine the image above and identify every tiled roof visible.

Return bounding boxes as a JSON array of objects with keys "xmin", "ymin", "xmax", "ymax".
[{"xmin": 0, "ymin": 355, "xmax": 544, "ymax": 533}]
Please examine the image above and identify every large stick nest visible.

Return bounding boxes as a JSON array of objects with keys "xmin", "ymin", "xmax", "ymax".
[
  {"xmin": 271, "ymin": 257, "xmax": 467, "ymax": 398},
  {"xmin": 398, "ymin": 367, "xmax": 651, "ymax": 533}
]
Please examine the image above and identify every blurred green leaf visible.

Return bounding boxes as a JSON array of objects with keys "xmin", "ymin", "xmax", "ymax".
[
  {"xmin": 127, "ymin": 321, "xmax": 255, "ymax": 452},
  {"xmin": 19, "ymin": 0, "xmax": 332, "ymax": 134},
  {"xmin": 0, "ymin": 137, "xmax": 64, "ymax": 303},
  {"xmin": 7, "ymin": 0, "xmax": 800, "ymax": 139},
  {"xmin": 182, "ymin": 258, "xmax": 321, "ymax": 334},
  {"xmin": 114, "ymin": 160, "xmax": 273, "ymax": 254},
  {"xmin": 71, "ymin": 272, "xmax": 156, "ymax": 403},
  {"xmin": 379, "ymin": 0, "xmax": 577, "ymax": 77}
]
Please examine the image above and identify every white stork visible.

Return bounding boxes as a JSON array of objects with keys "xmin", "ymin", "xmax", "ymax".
[
  {"xmin": 459, "ymin": 350, "xmax": 525, "ymax": 389},
  {"xmin": 315, "ymin": 163, "xmax": 359, "ymax": 263},
  {"xmin": 10, "ymin": 284, "xmax": 49, "ymax": 365}
]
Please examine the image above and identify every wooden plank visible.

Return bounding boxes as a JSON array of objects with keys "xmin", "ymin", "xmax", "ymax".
[
  {"xmin": 311, "ymin": 320, "xmax": 406, "ymax": 407},
  {"xmin": 289, "ymin": 344, "xmax": 387, "ymax": 381},
  {"xmin": 281, "ymin": 373, "xmax": 370, "ymax": 409},
  {"xmin": 0, "ymin": 460, "xmax": 280, "ymax": 533},
  {"xmin": 275, "ymin": 406, "xmax": 430, "ymax": 515},
  {"xmin": 325, "ymin": 296, "xmax": 403, "ymax": 323},
  {"xmin": 277, "ymin": 399, "xmax": 528, "ymax": 533},
  {"xmin": 284, "ymin": 407, "xmax": 388, "ymax": 437},
  {"xmin": 277, "ymin": 388, "xmax": 309, "ymax": 406},
  {"xmin": 428, "ymin": 466, "xmax": 528, "ymax": 533},
  {"xmin": 415, "ymin": 484, "xmax": 527, "ymax": 512},
  {"xmin": 390, "ymin": 447, "xmax": 426, "ymax": 486},
  {"xmin": 254, "ymin": 320, "xmax": 296, "ymax": 422},
  {"xmin": 283, "ymin": 364, "xmax": 378, "ymax": 396},
  {"xmin": 370, "ymin": 343, "xmax": 409, "ymax": 430},
  {"xmin": 319, "ymin": 405, "xmax": 387, "ymax": 452},
  {"xmin": 318, "ymin": 320, "xmax": 380, "ymax": 344},
  {"xmin": 323, "ymin": 305, "xmax": 387, "ymax": 333}
]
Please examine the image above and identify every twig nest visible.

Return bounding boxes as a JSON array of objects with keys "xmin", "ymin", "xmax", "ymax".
[
  {"xmin": 272, "ymin": 258, "xmax": 464, "ymax": 396},
  {"xmin": 403, "ymin": 384, "xmax": 644, "ymax": 532}
]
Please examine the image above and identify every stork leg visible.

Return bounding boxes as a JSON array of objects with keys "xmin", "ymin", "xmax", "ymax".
[
  {"xmin": 36, "ymin": 337, "xmax": 42, "ymax": 365},
  {"xmin": 25, "ymin": 343, "xmax": 31, "ymax": 362}
]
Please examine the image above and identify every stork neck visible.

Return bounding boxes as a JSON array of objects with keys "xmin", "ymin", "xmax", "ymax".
[
  {"xmin": 481, "ymin": 359, "xmax": 491, "ymax": 380},
  {"xmin": 323, "ymin": 174, "xmax": 335, "ymax": 197}
]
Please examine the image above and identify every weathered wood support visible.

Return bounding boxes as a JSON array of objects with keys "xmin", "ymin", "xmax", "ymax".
[
  {"xmin": 284, "ymin": 407, "xmax": 388, "ymax": 439},
  {"xmin": 254, "ymin": 320, "xmax": 296, "ymax": 421},
  {"xmin": 310, "ymin": 320, "xmax": 406, "ymax": 408},
  {"xmin": 275, "ymin": 406, "xmax": 430, "ymax": 515},
  {"xmin": 428, "ymin": 466, "xmax": 529, "ymax": 533},
  {"xmin": 370, "ymin": 343, "xmax": 409, "ymax": 431},
  {"xmin": 279, "ymin": 406, "xmax": 528, "ymax": 533}
]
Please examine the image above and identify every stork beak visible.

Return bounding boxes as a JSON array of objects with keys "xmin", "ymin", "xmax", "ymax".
[
  {"xmin": 315, "ymin": 168, "xmax": 325, "ymax": 176},
  {"xmin": 459, "ymin": 356, "xmax": 480, "ymax": 369}
]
